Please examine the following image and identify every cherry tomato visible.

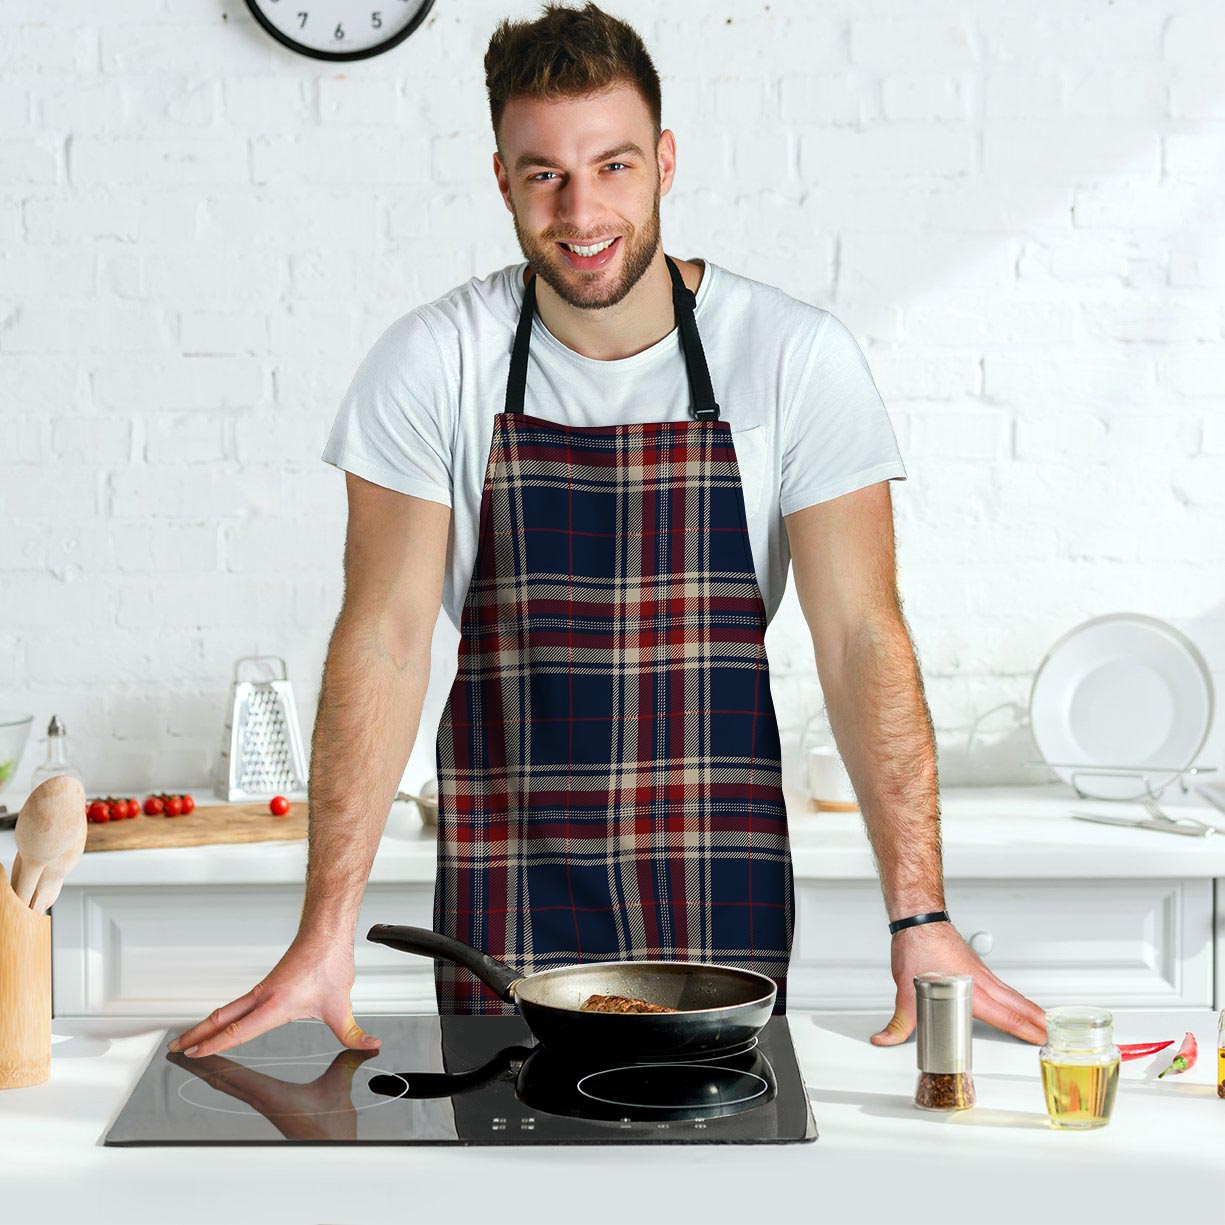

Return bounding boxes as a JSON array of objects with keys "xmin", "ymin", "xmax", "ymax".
[
  {"xmin": 88, "ymin": 801, "xmax": 110, "ymax": 823},
  {"xmin": 180, "ymin": 793, "xmax": 195, "ymax": 815},
  {"xmin": 164, "ymin": 796, "xmax": 183, "ymax": 817},
  {"xmin": 111, "ymin": 798, "xmax": 130, "ymax": 820},
  {"xmin": 143, "ymin": 795, "xmax": 164, "ymax": 816},
  {"xmin": 128, "ymin": 797, "xmax": 139, "ymax": 819},
  {"xmin": 269, "ymin": 795, "xmax": 290, "ymax": 817}
]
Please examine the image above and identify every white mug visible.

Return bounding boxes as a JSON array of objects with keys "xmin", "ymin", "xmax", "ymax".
[{"xmin": 806, "ymin": 745, "xmax": 858, "ymax": 812}]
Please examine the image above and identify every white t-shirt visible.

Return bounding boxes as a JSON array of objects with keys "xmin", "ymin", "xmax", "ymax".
[{"xmin": 322, "ymin": 258, "xmax": 907, "ymax": 632}]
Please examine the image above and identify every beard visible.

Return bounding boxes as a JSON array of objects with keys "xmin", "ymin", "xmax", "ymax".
[{"xmin": 511, "ymin": 182, "xmax": 662, "ymax": 312}]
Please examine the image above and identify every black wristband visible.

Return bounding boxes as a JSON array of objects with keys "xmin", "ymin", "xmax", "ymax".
[{"xmin": 888, "ymin": 910, "xmax": 950, "ymax": 935}]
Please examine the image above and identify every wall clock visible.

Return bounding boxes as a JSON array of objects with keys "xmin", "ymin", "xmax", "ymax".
[{"xmin": 244, "ymin": 0, "xmax": 435, "ymax": 62}]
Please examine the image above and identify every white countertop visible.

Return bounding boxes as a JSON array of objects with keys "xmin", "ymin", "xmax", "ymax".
[
  {"xmin": 1, "ymin": 1008, "xmax": 1220, "ymax": 1225},
  {"xmin": 5, "ymin": 784, "xmax": 1225, "ymax": 887}
]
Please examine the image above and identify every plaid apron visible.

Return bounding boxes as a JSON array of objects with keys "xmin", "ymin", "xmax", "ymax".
[{"xmin": 434, "ymin": 255, "xmax": 794, "ymax": 1014}]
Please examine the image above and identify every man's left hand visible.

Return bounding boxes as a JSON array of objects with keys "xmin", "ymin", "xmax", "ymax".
[{"xmin": 871, "ymin": 921, "xmax": 1048, "ymax": 1047}]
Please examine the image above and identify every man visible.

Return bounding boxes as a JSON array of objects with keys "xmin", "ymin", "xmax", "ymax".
[{"xmin": 170, "ymin": 3, "xmax": 1046, "ymax": 1059}]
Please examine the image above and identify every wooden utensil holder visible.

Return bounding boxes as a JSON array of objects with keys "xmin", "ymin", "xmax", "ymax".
[{"xmin": 0, "ymin": 864, "xmax": 51, "ymax": 1089}]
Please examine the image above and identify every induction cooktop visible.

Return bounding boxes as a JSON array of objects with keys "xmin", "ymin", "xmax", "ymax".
[{"xmin": 105, "ymin": 1014, "xmax": 817, "ymax": 1146}]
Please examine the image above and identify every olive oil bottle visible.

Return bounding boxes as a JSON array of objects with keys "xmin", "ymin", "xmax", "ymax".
[{"xmin": 1039, "ymin": 1006, "xmax": 1120, "ymax": 1130}]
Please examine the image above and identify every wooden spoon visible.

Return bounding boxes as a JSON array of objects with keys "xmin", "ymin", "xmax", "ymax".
[{"xmin": 11, "ymin": 775, "xmax": 87, "ymax": 914}]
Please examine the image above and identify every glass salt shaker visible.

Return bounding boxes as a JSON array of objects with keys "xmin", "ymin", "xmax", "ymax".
[
  {"xmin": 29, "ymin": 714, "xmax": 83, "ymax": 789},
  {"xmin": 913, "ymin": 972, "xmax": 976, "ymax": 1111}
]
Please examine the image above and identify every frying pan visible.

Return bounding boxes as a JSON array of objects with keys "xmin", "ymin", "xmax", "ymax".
[{"xmin": 366, "ymin": 925, "xmax": 776, "ymax": 1061}]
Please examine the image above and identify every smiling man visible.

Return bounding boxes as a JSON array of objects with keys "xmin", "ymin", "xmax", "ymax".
[{"xmin": 168, "ymin": 2, "xmax": 1047, "ymax": 1061}]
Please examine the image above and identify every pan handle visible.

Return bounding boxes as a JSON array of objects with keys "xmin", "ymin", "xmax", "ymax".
[
  {"xmin": 366, "ymin": 924, "xmax": 522, "ymax": 1002},
  {"xmin": 367, "ymin": 1046, "xmax": 533, "ymax": 1101}
]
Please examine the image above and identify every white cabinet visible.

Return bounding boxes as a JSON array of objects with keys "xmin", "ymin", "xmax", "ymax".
[
  {"xmin": 51, "ymin": 876, "xmax": 1215, "ymax": 1017},
  {"xmin": 788, "ymin": 878, "xmax": 1215, "ymax": 1011},
  {"xmin": 51, "ymin": 883, "xmax": 438, "ymax": 1018}
]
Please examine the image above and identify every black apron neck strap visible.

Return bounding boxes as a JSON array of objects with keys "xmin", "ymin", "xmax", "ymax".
[
  {"xmin": 504, "ymin": 265, "xmax": 538, "ymax": 418},
  {"xmin": 504, "ymin": 256, "xmax": 720, "ymax": 421},
  {"xmin": 664, "ymin": 254, "xmax": 721, "ymax": 421}
]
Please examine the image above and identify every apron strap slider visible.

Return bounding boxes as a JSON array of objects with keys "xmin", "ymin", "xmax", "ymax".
[{"xmin": 694, "ymin": 402, "xmax": 721, "ymax": 421}]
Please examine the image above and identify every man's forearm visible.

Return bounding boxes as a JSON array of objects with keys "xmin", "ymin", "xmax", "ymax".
[
  {"xmin": 297, "ymin": 611, "xmax": 432, "ymax": 945},
  {"xmin": 816, "ymin": 611, "xmax": 944, "ymax": 922}
]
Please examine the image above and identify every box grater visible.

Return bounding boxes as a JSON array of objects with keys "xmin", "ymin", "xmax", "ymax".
[{"xmin": 214, "ymin": 656, "xmax": 309, "ymax": 801}]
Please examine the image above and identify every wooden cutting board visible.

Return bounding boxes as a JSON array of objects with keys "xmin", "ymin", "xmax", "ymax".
[{"xmin": 84, "ymin": 803, "xmax": 308, "ymax": 853}]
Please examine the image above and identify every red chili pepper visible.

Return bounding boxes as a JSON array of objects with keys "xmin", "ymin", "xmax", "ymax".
[
  {"xmin": 1118, "ymin": 1040, "xmax": 1174, "ymax": 1062},
  {"xmin": 1156, "ymin": 1032, "xmax": 1198, "ymax": 1079}
]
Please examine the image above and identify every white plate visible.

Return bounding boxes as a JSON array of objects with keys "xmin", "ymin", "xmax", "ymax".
[{"xmin": 1028, "ymin": 613, "xmax": 1213, "ymax": 800}]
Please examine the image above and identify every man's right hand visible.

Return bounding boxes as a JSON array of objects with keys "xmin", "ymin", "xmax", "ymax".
[{"xmin": 166, "ymin": 937, "xmax": 381, "ymax": 1059}]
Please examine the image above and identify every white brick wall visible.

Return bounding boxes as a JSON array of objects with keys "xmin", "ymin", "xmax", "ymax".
[{"xmin": 2, "ymin": 1, "xmax": 1222, "ymax": 799}]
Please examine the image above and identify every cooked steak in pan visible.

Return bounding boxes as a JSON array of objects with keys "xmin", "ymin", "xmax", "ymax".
[{"xmin": 579, "ymin": 993, "xmax": 679, "ymax": 1014}]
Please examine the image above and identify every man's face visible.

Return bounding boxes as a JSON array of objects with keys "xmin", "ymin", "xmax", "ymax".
[{"xmin": 494, "ymin": 82, "xmax": 673, "ymax": 311}]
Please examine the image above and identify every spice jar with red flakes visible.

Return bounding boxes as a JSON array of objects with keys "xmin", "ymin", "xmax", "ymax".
[{"xmin": 913, "ymin": 972, "xmax": 976, "ymax": 1112}]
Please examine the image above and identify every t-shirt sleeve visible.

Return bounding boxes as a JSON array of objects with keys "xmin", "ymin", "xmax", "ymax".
[
  {"xmin": 321, "ymin": 307, "xmax": 455, "ymax": 507},
  {"xmin": 779, "ymin": 310, "xmax": 907, "ymax": 517}
]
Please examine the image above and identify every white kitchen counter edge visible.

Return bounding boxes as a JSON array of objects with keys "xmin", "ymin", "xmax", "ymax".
[
  {"xmin": 4, "ymin": 783, "xmax": 1225, "ymax": 886},
  {"xmin": 1, "ymin": 1008, "xmax": 1220, "ymax": 1225}
]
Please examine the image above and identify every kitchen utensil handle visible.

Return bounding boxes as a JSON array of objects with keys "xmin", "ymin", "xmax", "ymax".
[
  {"xmin": 1071, "ymin": 813, "xmax": 1212, "ymax": 837},
  {"xmin": 232, "ymin": 656, "xmax": 288, "ymax": 683},
  {"xmin": 367, "ymin": 1046, "xmax": 532, "ymax": 1101},
  {"xmin": 366, "ymin": 924, "xmax": 522, "ymax": 1001}
]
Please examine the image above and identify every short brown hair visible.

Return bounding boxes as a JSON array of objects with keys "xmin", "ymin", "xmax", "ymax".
[{"xmin": 484, "ymin": 3, "xmax": 662, "ymax": 152}]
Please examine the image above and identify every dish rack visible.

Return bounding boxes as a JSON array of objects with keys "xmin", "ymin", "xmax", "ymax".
[
  {"xmin": 966, "ymin": 699, "xmax": 1217, "ymax": 801},
  {"xmin": 1020, "ymin": 759, "xmax": 1218, "ymax": 801}
]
